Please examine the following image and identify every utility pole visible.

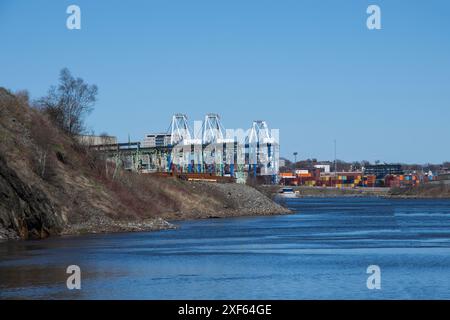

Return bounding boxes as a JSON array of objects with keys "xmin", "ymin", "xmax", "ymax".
[
  {"xmin": 334, "ymin": 139, "xmax": 337, "ymax": 188},
  {"xmin": 293, "ymin": 152, "xmax": 298, "ymax": 176}
]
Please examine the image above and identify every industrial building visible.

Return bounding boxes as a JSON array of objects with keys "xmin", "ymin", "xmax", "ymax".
[
  {"xmin": 92, "ymin": 113, "xmax": 280, "ymax": 184},
  {"xmin": 363, "ymin": 164, "xmax": 403, "ymax": 179},
  {"xmin": 142, "ymin": 133, "xmax": 171, "ymax": 148},
  {"xmin": 77, "ymin": 134, "xmax": 117, "ymax": 146},
  {"xmin": 314, "ymin": 164, "xmax": 331, "ymax": 173}
]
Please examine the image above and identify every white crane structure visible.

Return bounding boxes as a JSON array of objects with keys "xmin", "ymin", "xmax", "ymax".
[
  {"xmin": 199, "ymin": 113, "xmax": 233, "ymax": 145},
  {"xmin": 247, "ymin": 120, "xmax": 279, "ymax": 178},
  {"xmin": 248, "ymin": 120, "xmax": 273, "ymax": 145},
  {"xmin": 169, "ymin": 113, "xmax": 192, "ymax": 146},
  {"xmin": 169, "ymin": 114, "xmax": 201, "ymax": 171},
  {"xmin": 144, "ymin": 113, "xmax": 280, "ymax": 182}
]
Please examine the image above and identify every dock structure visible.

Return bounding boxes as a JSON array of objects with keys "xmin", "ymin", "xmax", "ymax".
[{"xmin": 90, "ymin": 114, "xmax": 279, "ymax": 184}]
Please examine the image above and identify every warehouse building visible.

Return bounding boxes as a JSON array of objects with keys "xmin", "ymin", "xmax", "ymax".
[
  {"xmin": 142, "ymin": 133, "xmax": 171, "ymax": 148},
  {"xmin": 77, "ymin": 134, "xmax": 117, "ymax": 146},
  {"xmin": 363, "ymin": 164, "xmax": 403, "ymax": 179}
]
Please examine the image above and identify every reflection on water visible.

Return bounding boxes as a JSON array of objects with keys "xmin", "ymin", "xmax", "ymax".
[{"xmin": 1, "ymin": 197, "xmax": 450, "ymax": 299}]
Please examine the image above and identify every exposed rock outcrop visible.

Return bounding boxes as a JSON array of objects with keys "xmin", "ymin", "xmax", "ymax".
[{"xmin": 0, "ymin": 154, "xmax": 63, "ymax": 239}]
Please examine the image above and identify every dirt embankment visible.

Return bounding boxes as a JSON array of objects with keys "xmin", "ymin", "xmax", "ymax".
[
  {"xmin": 160, "ymin": 182, "xmax": 290, "ymax": 221},
  {"xmin": 0, "ymin": 88, "xmax": 289, "ymax": 240},
  {"xmin": 388, "ymin": 184, "xmax": 450, "ymax": 199},
  {"xmin": 257, "ymin": 185, "xmax": 389, "ymax": 198},
  {"xmin": 259, "ymin": 184, "xmax": 450, "ymax": 200}
]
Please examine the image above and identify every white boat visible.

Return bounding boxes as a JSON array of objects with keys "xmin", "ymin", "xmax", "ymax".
[{"xmin": 278, "ymin": 187, "xmax": 297, "ymax": 198}]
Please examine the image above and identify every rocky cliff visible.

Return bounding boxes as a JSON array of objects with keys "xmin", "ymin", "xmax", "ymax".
[{"xmin": 0, "ymin": 154, "xmax": 62, "ymax": 239}]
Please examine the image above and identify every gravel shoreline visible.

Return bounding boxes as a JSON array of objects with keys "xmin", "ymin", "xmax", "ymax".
[
  {"xmin": 62, "ymin": 217, "xmax": 176, "ymax": 236},
  {"xmin": 1, "ymin": 183, "xmax": 291, "ymax": 240}
]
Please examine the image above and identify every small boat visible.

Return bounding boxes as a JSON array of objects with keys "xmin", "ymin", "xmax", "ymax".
[{"xmin": 278, "ymin": 187, "xmax": 297, "ymax": 198}]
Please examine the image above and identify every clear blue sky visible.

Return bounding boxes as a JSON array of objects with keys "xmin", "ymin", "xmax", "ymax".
[{"xmin": 1, "ymin": 0, "xmax": 449, "ymax": 164}]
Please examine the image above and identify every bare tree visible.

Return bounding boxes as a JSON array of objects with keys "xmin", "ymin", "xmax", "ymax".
[
  {"xmin": 30, "ymin": 116, "xmax": 56, "ymax": 180},
  {"xmin": 37, "ymin": 68, "xmax": 98, "ymax": 135},
  {"xmin": 15, "ymin": 90, "xmax": 30, "ymax": 108},
  {"xmin": 361, "ymin": 160, "xmax": 371, "ymax": 167}
]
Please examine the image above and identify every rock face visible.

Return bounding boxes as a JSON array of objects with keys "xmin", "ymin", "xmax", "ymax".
[{"xmin": 0, "ymin": 154, "xmax": 63, "ymax": 240}]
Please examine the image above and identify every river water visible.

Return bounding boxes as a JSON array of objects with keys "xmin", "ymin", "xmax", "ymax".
[{"xmin": 1, "ymin": 197, "xmax": 450, "ymax": 299}]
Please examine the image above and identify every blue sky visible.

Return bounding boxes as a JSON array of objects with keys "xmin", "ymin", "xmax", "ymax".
[{"xmin": 1, "ymin": 0, "xmax": 449, "ymax": 163}]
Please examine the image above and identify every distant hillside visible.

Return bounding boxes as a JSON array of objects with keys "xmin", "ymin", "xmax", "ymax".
[{"xmin": 0, "ymin": 88, "xmax": 288, "ymax": 240}]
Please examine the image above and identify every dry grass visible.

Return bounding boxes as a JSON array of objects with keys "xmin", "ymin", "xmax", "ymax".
[{"xmin": 390, "ymin": 184, "xmax": 450, "ymax": 198}]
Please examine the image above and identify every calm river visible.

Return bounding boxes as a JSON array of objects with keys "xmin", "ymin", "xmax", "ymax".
[{"xmin": 1, "ymin": 197, "xmax": 450, "ymax": 299}]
